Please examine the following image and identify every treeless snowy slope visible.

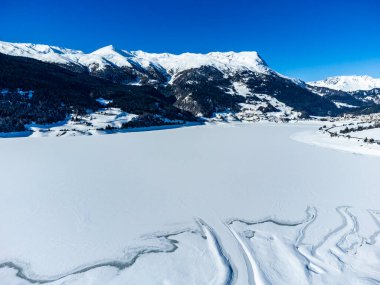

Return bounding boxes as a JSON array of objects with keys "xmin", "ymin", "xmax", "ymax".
[
  {"xmin": 0, "ymin": 123, "xmax": 379, "ymax": 284},
  {"xmin": 129, "ymin": 50, "xmax": 272, "ymax": 76}
]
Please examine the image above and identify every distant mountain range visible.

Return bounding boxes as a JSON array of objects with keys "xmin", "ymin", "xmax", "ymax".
[
  {"xmin": 308, "ymin": 76, "xmax": 380, "ymax": 92},
  {"xmin": 0, "ymin": 40, "xmax": 379, "ymax": 133}
]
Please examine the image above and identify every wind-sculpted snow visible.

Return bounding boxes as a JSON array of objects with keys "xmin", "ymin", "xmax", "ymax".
[
  {"xmin": 2, "ymin": 207, "xmax": 380, "ymax": 284},
  {"xmin": 0, "ymin": 123, "xmax": 380, "ymax": 284},
  {"xmin": 0, "ymin": 221, "xmax": 234, "ymax": 285},
  {"xmin": 227, "ymin": 207, "xmax": 380, "ymax": 284},
  {"xmin": 0, "ymin": 229, "xmax": 185, "ymax": 283}
]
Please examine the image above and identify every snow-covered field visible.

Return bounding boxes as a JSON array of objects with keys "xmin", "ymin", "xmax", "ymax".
[
  {"xmin": 354, "ymin": 128, "xmax": 380, "ymax": 140},
  {"xmin": 1, "ymin": 123, "xmax": 380, "ymax": 284},
  {"xmin": 293, "ymin": 127, "xmax": 380, "ymax": 157}
]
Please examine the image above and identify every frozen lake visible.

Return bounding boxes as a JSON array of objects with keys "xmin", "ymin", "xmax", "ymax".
[{"xmin": 0, "ymin": 122, "xmax": 379, "ymax": 284}]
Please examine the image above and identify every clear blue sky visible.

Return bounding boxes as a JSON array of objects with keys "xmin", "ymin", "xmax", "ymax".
[{"xmin": 1, "ymin": 0, "xmax": 379, "ymax": 81}]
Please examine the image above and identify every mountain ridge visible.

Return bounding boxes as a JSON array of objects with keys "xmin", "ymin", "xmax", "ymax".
[
  {"xmin": 0, "ymin": 41, "xmax": 275, "ymax": 81},
  {"xmin": 0, "ymin": 40, "xmax": 379, "ymax": 133},
  {"xmin": 308, "ymin": 75, "xmax": 380, "ymax": 92}
]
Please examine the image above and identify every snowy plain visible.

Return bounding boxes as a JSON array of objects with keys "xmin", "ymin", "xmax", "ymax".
[{"xmin": 0, "ymin": 122, "xmax": 380, "ymax": 284}]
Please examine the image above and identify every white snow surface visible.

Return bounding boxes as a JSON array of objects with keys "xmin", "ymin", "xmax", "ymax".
[
  {"xmin": 1, "ymin": 123, "xmax": 380, "ymax": 284},
  {"xmin": 233, "ymin": 82, "xmax": 252, "ymax": 97},
  {"xmin": 0, "ymin": 41, "xmax": 83, "ymax": 65},
  {"xmin": 308, "ymin": 75, "xmax": 380, "ymax": 92},
  {"xmin": 293, "ymin": 127, "xmax": 380, "ymax": 157},
  {"xmin": 130, "ymin": 50, "xmax": 271, "ymax": 76},
  {"xmin": 354, "ymin": 128, "xmax": 380, "ymax": 140},
  {"xmin": 333, "ymin": 101, "xmax": 358, "ymax": 109},
  {"xmin": 24, "ymin": 108, "xmax": 138, "ymax": 137},
  {"xmin": 0, "ymin": 41, "xmax": 131, "ymax": 71},
  {"xmin": 89, "ymin": 45, "xmax": 133, "ymax": 68}
]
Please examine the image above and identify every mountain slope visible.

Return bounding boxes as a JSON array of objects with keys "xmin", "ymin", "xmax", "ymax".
[
  {"xmin": 170, "ymin": 66, "xmax": 339, "ymax": 117},
  {"xmin": 0, "ymin": 53, "xmax": 195, "ymax": 132}
]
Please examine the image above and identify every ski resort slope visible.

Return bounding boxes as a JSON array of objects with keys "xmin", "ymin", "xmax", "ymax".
[{"xmin": 0, "ymin": 123, "xmax": 380, "ymax": 284}]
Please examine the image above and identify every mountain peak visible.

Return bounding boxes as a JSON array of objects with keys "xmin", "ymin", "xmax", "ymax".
[
  {"xmin": 91, "ymin": 45, "xmax": 116, "ymax": 54},
  {"xmin": 91, "ymin": 45, "xmax": 131, "ymax": 57}
]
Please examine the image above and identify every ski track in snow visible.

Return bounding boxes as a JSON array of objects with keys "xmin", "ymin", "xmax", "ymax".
[{"xmin": 2, "ymin": 206, "xmax": 380, "ymax": 284}]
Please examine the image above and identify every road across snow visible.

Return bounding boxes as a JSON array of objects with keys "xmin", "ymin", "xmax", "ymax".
[{"xmin": 0, "ymin": 123, "xmax": 379, "ymax": 284}]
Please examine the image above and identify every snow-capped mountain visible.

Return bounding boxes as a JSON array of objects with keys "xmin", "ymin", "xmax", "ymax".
[
  {"xmin": 0, "ymin": 41, "xmax": 83, "ymax": 64},
  {"xmin": 130, "ymin": 50, "xmax": 272, "ymax": 77},
  {"xmin": 0, "ymin": 41, "xmax": 274, "ymax": 81},
  {"xmin": 308, "ymin": 76, "xmax": 380, "ymax": 92},
  {"xmin": 1, "ymin": 40, "xmax": 377, "ymax": 133},
  {"xmin": 1, "ymin": 40, "xmax": 336, "ymax": 119},
  {"xmin": 0, "ymin": 41, "xmax": 309, "ymax": 85}
]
